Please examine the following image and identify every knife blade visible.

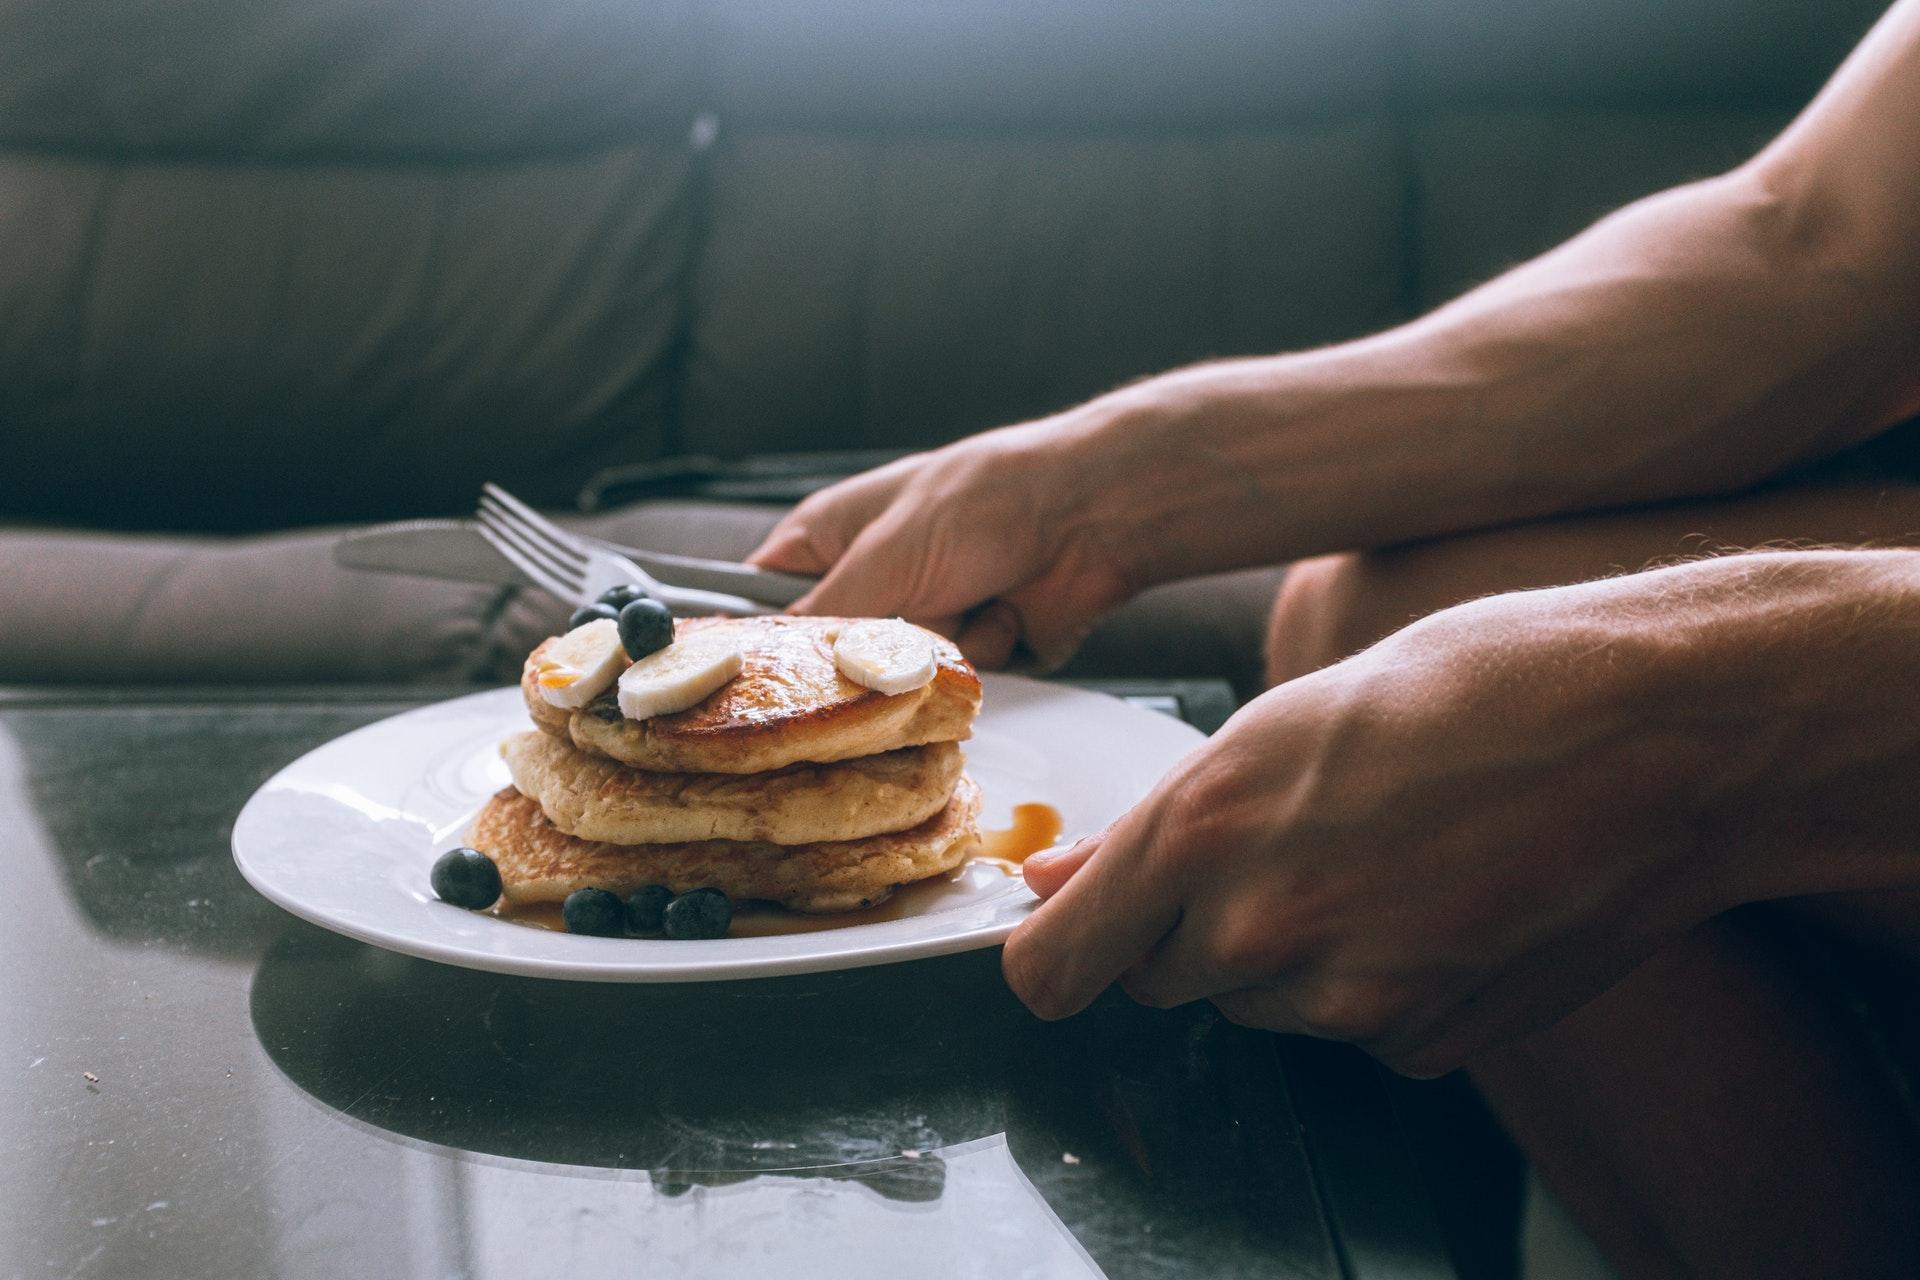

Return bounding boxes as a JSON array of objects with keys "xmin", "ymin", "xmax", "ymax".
[{"xmin": 333, "ymin": 520, "xmax": 816, "ymax": 607}]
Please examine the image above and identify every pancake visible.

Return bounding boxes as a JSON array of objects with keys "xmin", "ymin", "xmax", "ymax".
[
  {"xmin": 523, "ymin": 615, "xmax": 981, "ymax": 774},
  {"xmin": 470, "ymin": 774, "xmax": 983, "ymax": 914},
  {"xmin": 502, "ymin": 729, "xmax": 964, "ymax": 847}
]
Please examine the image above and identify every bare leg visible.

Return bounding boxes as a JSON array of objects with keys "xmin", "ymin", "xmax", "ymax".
[
  {"xmin": 1263, "ymin": 474, "xmax": 1920, "ymax": 1277},
  {"xmin": 1265, "ymin": 475, "xmax": 1920, "ymax": 684},
  {"xmin": 1475, "ymin": 913, "xmax": 1920, "ymax": 1278}
]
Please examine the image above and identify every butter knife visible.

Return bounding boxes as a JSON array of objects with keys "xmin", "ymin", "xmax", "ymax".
[{"xmin": 333, "ymin": 519, "xmax": 815, "ymax": 607}]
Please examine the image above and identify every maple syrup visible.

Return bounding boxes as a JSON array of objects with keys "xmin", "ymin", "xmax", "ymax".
[
  {"xmin": 971, "ymin": 802, "xmax": 1065, "ymax": 872},
  {"xmin": 488, "ymin": 802, "xmax": 1065, "ymax": 939}
]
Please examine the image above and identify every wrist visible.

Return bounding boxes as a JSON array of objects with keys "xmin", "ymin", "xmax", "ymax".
[{"xmin": 1023, "ymin": 370, "xmax": 1231, "ymax": 592}]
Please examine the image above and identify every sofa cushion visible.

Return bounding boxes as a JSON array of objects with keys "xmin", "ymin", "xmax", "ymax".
[
  {"xmin": 0, "ymin": 0, "xmax": 703, "ymax": 160},
  {"xmin": 683, "ymin": 123, "xmax": 1406, "ymax": 456},
  {"xmin": 1412, "ymin": 108, "xmax": 1793, "ymax": 309},
  {"xmin": 1402, "ymin": 0, "xmax": 1887, "ymax": 111},
  {"xmin": 706, "ymin": 0, "xmax": 1395, "ymax": 131},
  {"xmin": 0, "ymin": 146, "xmax": 690, "ymax": 532},
  {"xmin": 0, "ymin": 526, "xmax": 502, "ymax": 684}
]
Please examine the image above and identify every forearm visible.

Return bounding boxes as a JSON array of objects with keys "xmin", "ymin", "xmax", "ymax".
[
  {"xmin": 1368, "ymin": 548, "xmax": 1920, "ymax": 912},
  {"xmin": 1498, "ymin": 549, "xmax": 1920, "ymax": 908},
  {"xmin": 1666, "ymin": 550, "xmax": 1920, "ymax": 905},
  {"xmin": 1068, "ymin": 172, "xmax": 1917, "ymax": 586},
  {"xmin": 1056, "ymin": 3, "xmax": 1920, "ymax": 586}
]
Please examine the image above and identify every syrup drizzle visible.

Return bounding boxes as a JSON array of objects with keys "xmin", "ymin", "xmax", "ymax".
[{"xmin": 489, "ymin": 803, "xmax": 1064, "ymax": 939}]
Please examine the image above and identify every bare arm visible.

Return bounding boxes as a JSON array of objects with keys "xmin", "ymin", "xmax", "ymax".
[
  {"xmin": 1002, "ymin": 548, "xmax": 1920, "ymax": 1073},
  {"xmin": 753, "ymin": 0, "xmax": 1920, "ymax": 663},
  {"xmin": 1092, "ymin": 0, "xmax": 1920, "ymax": 582}
]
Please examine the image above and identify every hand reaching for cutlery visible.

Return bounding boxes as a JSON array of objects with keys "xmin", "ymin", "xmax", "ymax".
[{"xmin": 747, "ymin": 415, "xmax": 1142, "ymax": 669}]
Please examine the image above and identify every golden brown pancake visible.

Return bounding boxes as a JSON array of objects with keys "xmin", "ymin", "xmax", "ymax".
[
  {"xmin": 470, "ymin": 774, "xmax": 982, "ymax": 914},
  {"xmin": 522, "ymin": 615, "xmax": 981, "ymax": 774},
  {"xmin": 501, "ymin": 729, "xmax": 964, "ymax": 847}
]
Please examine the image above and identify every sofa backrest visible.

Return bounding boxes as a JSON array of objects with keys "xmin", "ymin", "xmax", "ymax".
[{"xmin": 0, "ymin": 0, "xmax": 1889, "ymax": 531}]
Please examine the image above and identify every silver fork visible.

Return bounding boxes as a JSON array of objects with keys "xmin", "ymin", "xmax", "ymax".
[{"xmin": 474, "ymin": 483, "xmax": 774, "ymax": 616}]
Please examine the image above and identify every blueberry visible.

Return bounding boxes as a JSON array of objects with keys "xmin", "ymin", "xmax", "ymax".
[
  {"xmin": 430, "ymin": 847, "xmax": 501, "ymax": 910},
  {"xmin": 617, "ymin": 598, "xmax": 675, "ymax": 660},
  {"xmin": 568, "ymin": 603, "xmax": 619, "ymax": 630},
  {"xmin": 598, "ymin": 583, "xmax": 652, "ymax": 612},
  {"xmin": 626, "ymin": 884, "xmax": 674, "ymax": 934},
  {"xmin": 662, "ymin": 887, "xmax": 732, "ymax": 940},
  {"xmin": 562, "ymin": 887, "xmax": 628, "ymax": 936}
]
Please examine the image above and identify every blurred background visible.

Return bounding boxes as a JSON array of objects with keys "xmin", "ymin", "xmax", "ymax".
[{"xmin": 0, "ymin": 0, "xmax": 1891, "ymax": 684}]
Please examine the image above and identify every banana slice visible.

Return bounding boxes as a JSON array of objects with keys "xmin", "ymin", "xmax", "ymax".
[
  {"xmin": 833, "ymin": 618, "xmax": 937, "ymax": 696},
  {"xmin": 533, "ymin": 619, "xmax": 628, "ymax": 709},
  {"xmin": 616, "ymin": 627, "xmax": 745, "ymax": 720}
]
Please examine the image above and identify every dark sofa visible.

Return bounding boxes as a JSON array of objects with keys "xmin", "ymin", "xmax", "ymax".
[{"xmin": 0, "ymin": 0, "xmax": 1891, "ymax": 690}]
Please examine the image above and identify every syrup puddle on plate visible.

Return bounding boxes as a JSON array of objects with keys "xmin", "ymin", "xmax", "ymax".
[{"xmin": 489, "ymin": 803, "xmax": 1063, "ymax": 939}]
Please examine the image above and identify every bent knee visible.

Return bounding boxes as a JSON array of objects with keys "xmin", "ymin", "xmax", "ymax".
[
  {"xmin": 1264, "ymin": 542, "xmax": 1490, "ymax": 686},
  {"xmin": 1265, "ymin": 554, "xmax": 1365, "ymax": 686}
]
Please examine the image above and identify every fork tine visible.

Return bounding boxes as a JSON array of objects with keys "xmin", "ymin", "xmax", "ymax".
[
  {"xmin": 474, "ymin": 491, "xmax": 583, "ymax": 560},
  {"xmin": 480, "ymin": 484, "xmax": 590, "ymax": 560},
  {"xmin": 478, "ymin": 501, "xmax": 590, "ymax": 598},
  {"xmin": 474, "ymin": 521, "xmax": 571, "ymax": 599},
  {"xmin": 477, "ymin": 503, "xmax": 588, "ymax": 592},
  {"xmin": 476, "ymin": 515, "xmax": 585, "ymax": 602},
  {"xmin": 478, "ymin": 509, "xmax": 586, "ymax": 596}
]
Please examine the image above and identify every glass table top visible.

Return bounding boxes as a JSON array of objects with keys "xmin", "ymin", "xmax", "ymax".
[{"xmin": 0, "ymin": 685, "xmax": 1446, "ymax": 1280}]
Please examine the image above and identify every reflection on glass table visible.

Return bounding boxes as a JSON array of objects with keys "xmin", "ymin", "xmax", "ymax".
[{"xmin": 1, "ymin": 685, "xmax": 1449, "ymax": 1280}]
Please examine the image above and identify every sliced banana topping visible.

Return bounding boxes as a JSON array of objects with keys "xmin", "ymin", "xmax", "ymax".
[
  {"xmin": 616, "ymin": 627, "xmax": 745, "ymax": 720},
  {"xmin": 833, "ymin": 618, "xmax": 938, "ymax": 696},
  {"xmin": 533, "ymin": 619, "xmax": 628, "ymax": 709}
]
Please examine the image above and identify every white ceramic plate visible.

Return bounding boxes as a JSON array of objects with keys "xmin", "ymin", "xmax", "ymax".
[{"xmin": 231, "ymin": 675, "xmax": 1206, "ymax": 982}]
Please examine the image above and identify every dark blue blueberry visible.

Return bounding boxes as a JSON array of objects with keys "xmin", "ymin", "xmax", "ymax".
[
  {"xmin": 625, "ymin": 884, "xmax": 674, "ymax": 934},
  {"xmin": 430, "ymin": 847, "xmax": 501, "ymax": 910},
  {"xmin": 598, "ymin": 583, "xmax": 652, "ymax": 612},
  {"xmin": 562, "ymin": 887, "xmax": 627, "ymax": 936},
  {"xmin": 568, "ymin": 603, "xmax": 619, "ymax": 631},
  {"xmin": 662, "ymin": 887, "xmax": 732, "ymax": 940},
  {"xmin": 617, "ymin": 598, "xmax": 675, "ymax": 661}
]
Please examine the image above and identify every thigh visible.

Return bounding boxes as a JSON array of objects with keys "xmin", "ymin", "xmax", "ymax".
[
  {"xmin": 1262, "ymin": 473, "xmax": 1920, "ymax": 1275},
  {"xmin": 1265, "ymin": 475, "xmax": 1920, "ymax": 684},
  {"xmin": 1471, "ymin": 910, "xmax": 1920, "ymax": 1279}
]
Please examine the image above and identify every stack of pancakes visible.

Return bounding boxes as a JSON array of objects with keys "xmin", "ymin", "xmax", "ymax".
[{"xmin": 467, "ymin": 615, "xmax": 985, "ymax": 914}]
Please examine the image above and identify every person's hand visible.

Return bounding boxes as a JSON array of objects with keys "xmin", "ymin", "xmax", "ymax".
[
  {"xmin": 746, "ymin": 412, "xmax": 1147, "ymax": 669},
  {"xmin": 1001, "ymin": 565, "xmax": 1753, "ymax": 1076}
]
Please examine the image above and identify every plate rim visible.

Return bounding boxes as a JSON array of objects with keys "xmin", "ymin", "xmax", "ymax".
[{"xmin": 231, "ymin": 676, "xmax": 1204, "ymax": 982}]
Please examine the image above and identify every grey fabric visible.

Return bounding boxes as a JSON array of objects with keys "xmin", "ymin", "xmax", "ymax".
[
  {"xmin": 0, "ymin": 0, "xmax": 704, "ymax": 159},
  {"xmin": 0, "ymin": 0, "xmax": 1886, "ymax": 536},
  {"xmin": 0, "ymin": 146, "xmax": 690, "ymax": 531},
  {"xmin": 1057, "ymin": 567, "xmax": 1285, "ymax": 704},
  {"xmin": 684, "ymin": 124, "xmax": 1406, "ymax": 456},
  {"xmin": 708, "ymin": 1, "xmax": 1396, "ymax": 130},
  {"xmin": 0, "ymin": 501, "xmax": 1282, "ymax": 695},
  {"xmin": 0, "ymin": 526, "xmax": 502, "ymax": 684},
  {"xmin": 1403, "ymin": 0, "xmax": 1886, "ymax": 109},
  {"xmin": 1412, "ymin": 109, "xmax": 1793, "ymax": 308},
  {"xmin": 0, "ymin": 0, "xmax": 1889, "ymax": 687}
]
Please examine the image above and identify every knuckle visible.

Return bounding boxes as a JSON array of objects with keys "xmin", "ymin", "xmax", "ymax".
[
  {"xmin": 785, "ymin": 489, "xmax": 836, "ymax": 528},
  {"xmin": 1209, "ymin": 991, "xmax": 1294, "ymax": 1032},
  {"xmin": 1209, "ymin": 995, "xmax": 1265, "ymax": 1029},
  {"xmin": 1148, "ymin": 776, "xmax": 1237, "ymax": 865},
  {"xmin": 1117, "ymin": 969, "xmax": 1184, "ymax": 1011},
  {"xmin": 1374, "ymin": 1038, "xmax": 1463, "ymax": 1081},
  {"xmin": 1293, "ymin": 976, "xmax": 1401, "ymax": 1043},
  {"xmin": 1209, "ymin": 910, "xmax": 1292, "ymax": 982},
  {"xmin": 1000, "ymin": 935, "xmax": 1071, "ymax": 1021}
]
